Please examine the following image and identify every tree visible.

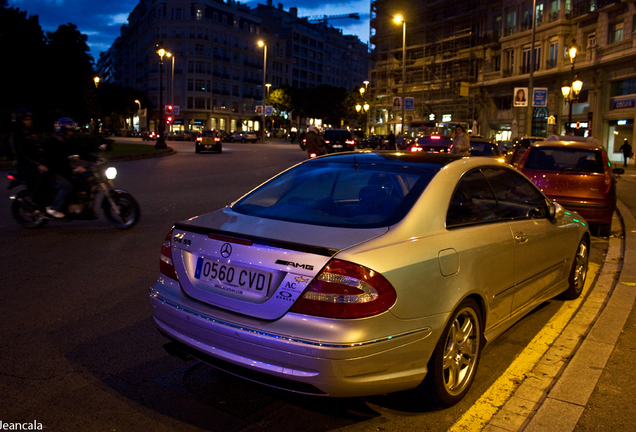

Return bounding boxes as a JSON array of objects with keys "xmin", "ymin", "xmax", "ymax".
[{"xmin": 45, "ymin": 24, "xmax": 95, "ymax": 125}]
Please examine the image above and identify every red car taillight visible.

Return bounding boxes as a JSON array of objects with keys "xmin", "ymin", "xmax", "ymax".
[
  {"xmin": 290, "ymin": 259, "xmax": 397, "ymax": 319},
  {"xmin": 214, "ymin": 137, "xmax": 221, "ymax": 142},
  {"xmin": 346, "ymin": 139, "xmax": 355, "ymax": 145},
  {"xmin": 160, "ymin": 228, "xmax": 178, "ymax": 280},
  {"xmin": 325, "ymin": 140, "xmax": 331, "ymax": 144},
  {"xmin": 410, "ymin": 146, "xmax": 423, "ymax": 152}
]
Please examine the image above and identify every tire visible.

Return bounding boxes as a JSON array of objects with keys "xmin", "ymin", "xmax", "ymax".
[
  {"xmin": 428, "ymin": 298, "xmax": 482, "ymax": 406},
  {"xmin": 562, "ymin": 237, "xmax": 589, "ymax": 300},
  {"xmin": 597, "ymin": 224, "xmax": 611, "ymax": 238},
  {"xmin": 102, "ymin": 192, "xmax": 140, "ymax": 229},
  {"xmin": 11, "ymin": 191, "xmax": 47, "ymax": 228}
]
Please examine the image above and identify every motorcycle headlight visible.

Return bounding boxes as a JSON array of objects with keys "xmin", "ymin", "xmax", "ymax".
[{"xmin": 105, "ymin": 167, "xmax": 117, "ymax": 180}]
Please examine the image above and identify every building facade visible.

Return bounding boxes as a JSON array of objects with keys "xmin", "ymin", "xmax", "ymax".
[
  {"xmin": 99, "ymin": 0, "xmax": 369, "ymax": 135},
  {"xmin": 369, "ymin": 0, "xmax": 636, "ymax": 164}
]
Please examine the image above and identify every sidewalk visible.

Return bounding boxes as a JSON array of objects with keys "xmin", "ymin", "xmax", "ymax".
[{"xmin": 484, "ymin": 163, "xmax": 636, "ymax": 432}]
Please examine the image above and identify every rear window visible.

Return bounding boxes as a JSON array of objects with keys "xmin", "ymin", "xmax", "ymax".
[
  {"xmin": 323, "ymin": 130, "xmax": 352, "ymax": 141},
  {"xmin": 524, "ymin": 147, "xmax": 605, "ymax": 173},
  {"xmin": 232, "ymin": 161, "xmax": 436, "ymax": 228},
  {"xmin": 202, "ymin": 131, "xmax": 218, "ymax": 137},
  {"xmin": 470, "ymin": 142, "xmax": 499, "ymax": 156},
  {"xmin": 416, "ymin": 136, "xmax": 451, "ymax": 146}
]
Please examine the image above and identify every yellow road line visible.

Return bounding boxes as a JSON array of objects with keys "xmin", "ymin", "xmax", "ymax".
[{"xmin": 448, "ymin": 262, "xmax": 601, "ymax": 432}]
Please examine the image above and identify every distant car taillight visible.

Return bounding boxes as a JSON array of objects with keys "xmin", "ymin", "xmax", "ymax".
[
  {"xmin": 346, "ymin": 139, "xmax": 355, "ymax": 145},
  {"xmin": 410, "ymin": 146, "xmax": 423, "ymax": 152},
  {"xmin": 160, "ymin": 228, "xmax": 178, "ymax": 280},
  {"xmin": 290, "ymin": 259, "xmax": 397, "ymax": 319},
  {"xmin": 214, "ymin": 137, "xmax": 221, "ymax": 142}
]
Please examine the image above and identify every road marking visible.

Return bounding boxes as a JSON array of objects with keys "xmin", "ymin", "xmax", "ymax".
[{"xmin": 448, "ymin": 262, "xmax": 601, "ymax": 432}]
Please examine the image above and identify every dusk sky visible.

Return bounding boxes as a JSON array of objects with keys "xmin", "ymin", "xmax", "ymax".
[{"xmin": 9, "ymin": 0, "xmax": 371, "ymax": 61}]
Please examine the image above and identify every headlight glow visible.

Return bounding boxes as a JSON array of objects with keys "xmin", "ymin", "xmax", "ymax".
[{"xmin": 105, "ymin": 167, "xmax": 117, "ymax": 180}]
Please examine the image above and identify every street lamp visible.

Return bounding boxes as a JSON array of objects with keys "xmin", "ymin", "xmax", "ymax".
[
  {"xmin": 561, "ymin": 76, "xmax": 583, "ymax": 134},
  {"xmin": 93, "ymin": 76, "xmax": 100, "ymax": 88},
  {"xmin": 258, "ymin": 40, "xmax": 267, "ymax": 142},
  {"xmin": 155, "ymin": 47, "xmax": 168, "ymax": 149},
  {"xmin": 561, "ymin": 44, "xmax": 581, "ymax": 135},
  {"xmin": 394, "ymin": 14, "xmax": 406, "ymax": 147}
]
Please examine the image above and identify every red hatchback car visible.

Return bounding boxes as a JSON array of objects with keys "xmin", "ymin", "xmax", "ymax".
[{"xmin": 517, "ymin": 138, "xmax": 616, "ymax": 236}]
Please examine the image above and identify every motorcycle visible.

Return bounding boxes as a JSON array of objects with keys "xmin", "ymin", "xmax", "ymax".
[{"xmin": 7, "ymin": 160, "xmax": 140, "ymax": 229}]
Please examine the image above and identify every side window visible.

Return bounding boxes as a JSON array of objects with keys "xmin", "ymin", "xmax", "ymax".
[
  {"xmin": 447, "ymin": 170, "xmax": 502, "ymax": 228},
  {"xmin": 482, "ymin": 168, "xmax": 547, "ymax": 219}
]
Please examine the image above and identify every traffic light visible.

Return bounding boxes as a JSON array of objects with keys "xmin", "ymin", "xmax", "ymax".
[
  {"xmin": 166, "ymin": 116, "xmax": 173, "ymax": 124},
  {"xmin": 165, "ymin": 105, "xmax": 173, "ymax": 115}
]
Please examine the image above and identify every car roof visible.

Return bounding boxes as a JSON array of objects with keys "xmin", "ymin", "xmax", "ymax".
[
  {"xmin": 531, "ymin": 140, "xmax": 604, "ymax": 151},
  {"xmin": 308, "ymin": 151, "xmax": 465, "ymax": 168}
]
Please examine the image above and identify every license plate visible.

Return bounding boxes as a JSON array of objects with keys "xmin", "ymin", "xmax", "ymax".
[
  {"xmin": 333, "ymin": 144, "xmax": 343, "ymax": 148},
  {"xmin": 195, "ymin": 257, "xmax": 271, "ymax": 296}
]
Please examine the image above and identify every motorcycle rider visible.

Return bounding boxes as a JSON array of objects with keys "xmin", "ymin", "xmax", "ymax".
[
  {"xmin": 10, "ymin": 109, "xmax": 47, "ymax": 206},
  {"xmin": 304, "ymin": 125, "xmax": 326, "ymax": 158},
  {"xmin": 40, "ymin": 118, "xmax": 100, "ymax": 218}
]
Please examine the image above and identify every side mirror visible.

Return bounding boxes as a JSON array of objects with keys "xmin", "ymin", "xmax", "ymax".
[{"xmin": 547, "ymin": 200, "xmax": 564, "ymax": 221}]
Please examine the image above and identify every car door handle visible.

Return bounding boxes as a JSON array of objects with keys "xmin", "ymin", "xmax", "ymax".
[{"xmin": 514, "ymin": 232, "xmax": 528, "ymax": 244}]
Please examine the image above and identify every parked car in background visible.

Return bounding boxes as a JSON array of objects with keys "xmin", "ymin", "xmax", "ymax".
[
  {"xmin": 195, "ymin": 130, "xmax": 223, "ymax": 154},
  {"xmin": 516, "ymin": 137, "xmax": 616, "ymax": 236},
  {"xmin": 364, "ymin": 134, "xmax": 385, "ymax": 149},
  {"xmin": 151, "ymin": 152, "xmax": 589, "ymax": 407},
  {"xmin": 231, "ymin": 131, "xmax": 258, "ymax": 143},
  {"xmin": 507, "ymin": 136, "xmax": 546, "ymax": 166},
  {"xmin": 469, "ymin": 137, "xmax": 504, "ymax": 159},
  {"xmin": 408, "ymin": 135, "xmax": 452, "ymax": 153},
  {"xmin": 323, "ymin": 129, "xmax": 356, "ymax": 152}
]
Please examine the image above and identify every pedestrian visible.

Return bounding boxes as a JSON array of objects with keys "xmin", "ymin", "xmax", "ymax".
[
  {"xmin": 619, "ymin": 138, "xmax": 632, "ymax": 167},
  {"xmin": 10, "ymin": 109, "xmax": 47, "ymax": 205},
  {"xmin": 304, "ymin": 125, "xmax": 325, "ymax": 158},
  {"xmin": 387, "ymin": 131, "xmax": 396, "ymax": 150},
  {"xmin": 451, "ymin": 124, "xmax": 470, "ymax": 155}
]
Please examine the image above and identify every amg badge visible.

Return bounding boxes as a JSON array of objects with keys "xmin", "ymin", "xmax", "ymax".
[{"xmin": 275, "ymin": 259, "xmax": 314, "ymax": 270}]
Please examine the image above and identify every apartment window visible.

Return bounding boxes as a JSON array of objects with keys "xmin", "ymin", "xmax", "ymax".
[
  {"xmin": 506, "ymin": 10, "xmax": 517, "ymax": 35},
  {"xmin": 610, "ymin": 78, "xmax": 636, "ymax": 97},
  {"xmin": 505, "ymin": 49, "xmax": 514, "ymax": 75},
  {"xmin": 548, "ymin": 40, "xmax": 558, "ymax": 68},
  {"xmin": 522, "ymin": 46, "xmax": 541, "ymax": 73},
  {"xmin": 587, "ymin": 32, "xmax": 596, "ymax": 48},
  {"xmin": 195, "ymin": 98, "xmax": 206, "ymax": 109},
  {"xmin": 549, "ymin": 0, "xmax": 560, "ymax": 21},
  {"xmin": 535, "ymin": 2, "xmax": 544, "ymax": 26},
  {"xmin": 609, "ymin": 22, "xmax": 624, "ymax": 44},
  {"xmin": 196, "ymin": 9, "xmax": 203, "ymax": 21}
]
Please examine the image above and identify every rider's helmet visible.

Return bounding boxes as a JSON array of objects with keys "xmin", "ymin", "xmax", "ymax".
[{"xmin": 54, "ymin": 117, "xmax": 77, "ymax": 135}]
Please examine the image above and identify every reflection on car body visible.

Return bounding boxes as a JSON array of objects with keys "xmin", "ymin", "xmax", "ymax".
[{"xmin": 150, "ymin": 152, "xmax": 590, "ymax": 407}]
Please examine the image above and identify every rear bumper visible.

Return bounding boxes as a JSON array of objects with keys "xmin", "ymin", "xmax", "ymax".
[
  {"xmin": 551, "ymin": 197, "xmax": 616, "ymax": 225},
  {"xmin": 149, "ymin": 279, "xmax": 439, "ymax": 397}
]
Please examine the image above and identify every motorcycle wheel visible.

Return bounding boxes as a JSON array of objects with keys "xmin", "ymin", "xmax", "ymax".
[
  {"xmin": 11, "ymin": 191, "xmax": 47, "ymax": 228},
  {"xmin": 102, "ymin": 192, "xmax": 140, "ymax": 229}
]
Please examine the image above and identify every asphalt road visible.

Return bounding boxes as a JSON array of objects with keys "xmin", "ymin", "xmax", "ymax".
[{"xmin": 0, "ymin": 141, "xmax": 609, "ymax": 431}]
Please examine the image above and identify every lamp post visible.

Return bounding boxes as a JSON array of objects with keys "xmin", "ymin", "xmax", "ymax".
[
  {"xmin": 561, "ymin": 45, "xmax": 580, "ymax": 135},
  {"xmin": 394, "ymin": 14, "xmax": 406, "ymax": 147},
  {"xmin": 93, "ymin": 76, "xmax": 100, "ymax": 88},
  {"xmin": 156, "ymin": 47, "xmax": 168, "ymax": 149},
  {"xmin": 258, "ymin": 40, "xmax": 267, "ymax": 142}
]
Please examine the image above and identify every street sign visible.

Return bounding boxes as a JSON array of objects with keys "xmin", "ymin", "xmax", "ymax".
[
  {"xmin": 173, "ymin": 106, "xmax": 180, "ymax": 115},
  {"xmin": 548, "ymin": 115, "xmax": 556, "ymax": 125},
  {"xmin": 405, "ymin": 97, "xmax": 414, "ymax": 111},
  {"xmin": 533, "ymin": 88, "xmax": 548, "ymax": 107},
  {"xmin": 265, "ymin": 105, "xmax": 273, "ymax": 116}
]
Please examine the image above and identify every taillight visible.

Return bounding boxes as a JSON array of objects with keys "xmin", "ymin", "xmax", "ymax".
[
  {"xmin": 290, "ymin": 259, "xmax": 397, "ymax": 319},
  {"xmin": 215, "ymin": 137, "xmax": 221, "ymax": 142},
  {"xmin": 410, "ymin": 146, "xmax": 423, "ymax": 152},
  {"xmin": 325, "ymin": 140, "xmax": 331, "ymax": 144},
  {"xmin": 310, "ymin": 153, "xmax": 317, "ymax": 158},
  {"xmin": 7, "ymin": 173, "xmax": 16, "ymax": 180},
  {"xmin": 346, "ymin": 139, "xmax": 355, "ymax": 145},
  {"xmin": 160, "ymin": 228, "xmax": 178, "ymax": 280}
]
